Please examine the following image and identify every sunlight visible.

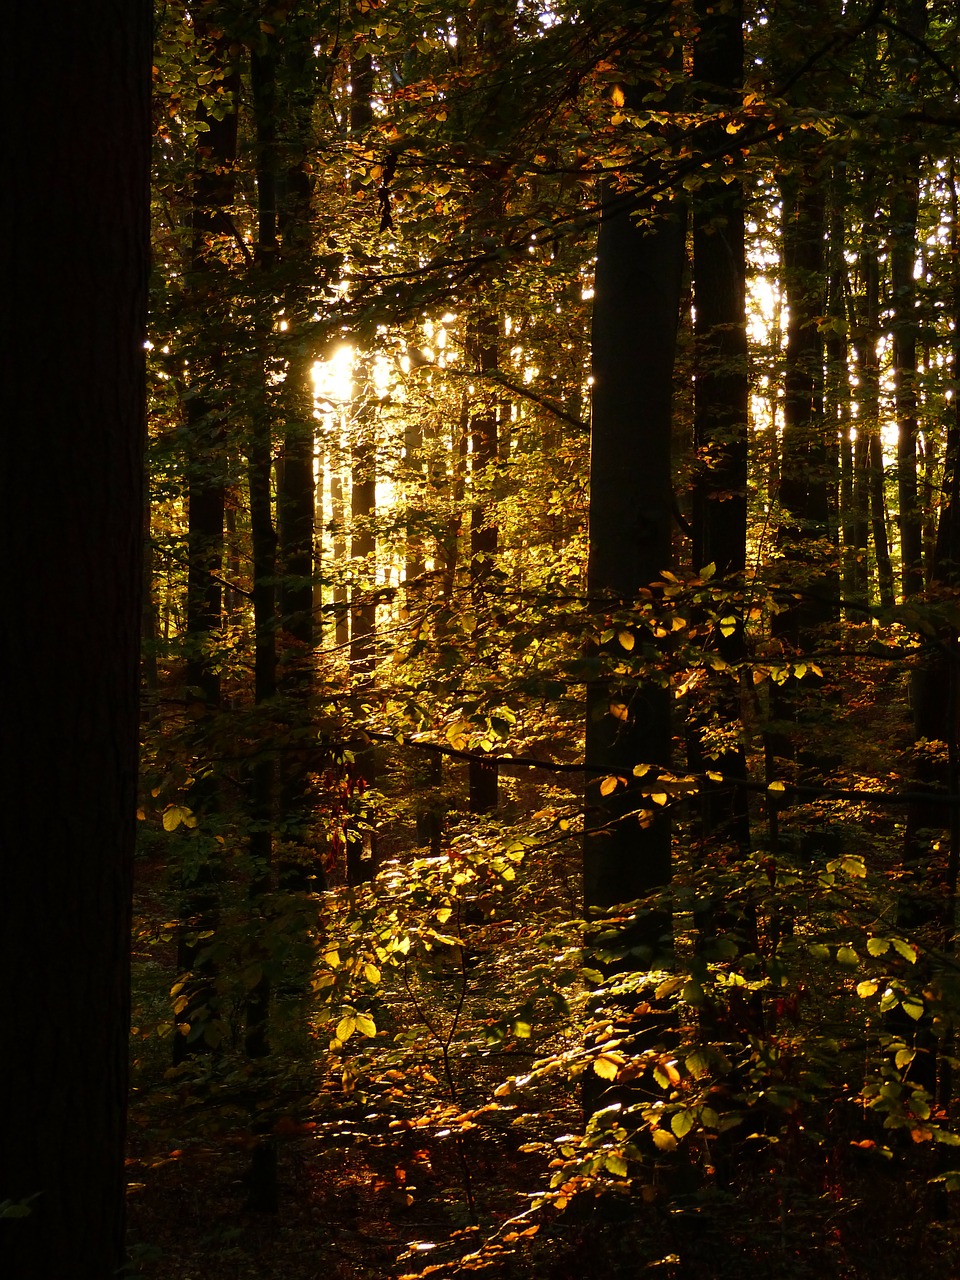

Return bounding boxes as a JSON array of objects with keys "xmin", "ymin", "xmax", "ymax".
[{"xmin": 311, "ymin": 344, "xmax": 354, "ymax": 409}]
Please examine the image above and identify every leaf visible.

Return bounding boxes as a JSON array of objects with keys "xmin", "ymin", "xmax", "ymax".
[
  {"xmin": 839, "ymin": 855, "xmax": 866, "ymax": 878},
  {"xmin": 686, "ymin": 1050, "xmax": 710, "ymax": 1078},
  {"xmin": 336, "ymin": 1015, "xmax": 356, "ymax": 1041},
  {"xmin": 600, "ymin": 776, "xmax": 619, "ymax": 797},
  {"xmin": 867, "ymin": 937, "xmax": 890, "ymax": 957},
  {"xmin": 363, "ymin": 963, "xmax": 381, "ymax": 985},
  {"xmin": 718, "ymin": 616, "xmax": 737, "ymax": 638},
  {"xmin": 837, "ymin": 946, "xmax": 859, "ymax": 967},
  {"xmin": 767, "ymin": 780, "xmax": 786, "ymax": 793},
  {"xmin": 892, "ymin": 938, "xmax": 917, "ymax": 963},
  {"xmin": 901, "ymin": 997, "xmax": 924, "ymax": 1021},
  {"xmin": 706, "ymin": 771, "xmax": 723, "ymax": 783},
  {"xmin": 605, "ymin": 1154, "xmax": 628, "ymax": 1176},
  {"xmin": 856, "ymin": 980, "xmax": 879, "ymax": 998},
  {"xmin": 652, "ymin": 1128, "xmax": 678, "ymax": 1152},
  {"xmin": 671, "ymin": 1109, "xmax": 695, "ymax": 1139},
  {"xmin": 650, "ymin": 792, "xmax": 668, "ymax": 806},
  {"xmin": 355, "ymin": 1014, "xmax": 377, "ymax": 1037},
  {"xmin": 611, "ymin": 85, "xmax": 625, "ymax": 107},
  {"xmin": 593, "ymin": 1055, "xmax": 620, "ymax": 1080},
  {"xmin": 435, "ymin": 907, "xmax": 452, "ymax": 924},
  {"xmin": 617, "ymin": 630, "xmax": 635, "ymax": 651},
  {"xmin": 162, "ymin": 806, "xmax": 183, "ymax": 832}
]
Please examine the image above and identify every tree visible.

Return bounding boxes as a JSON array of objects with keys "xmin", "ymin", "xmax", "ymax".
[
  {"xmin": 0, "ymin": 3, "xmax": 151, "ymax": 1274},
  {"xmin": 583, "ymin": 21, "xmax": 686, "ymax": 921}
]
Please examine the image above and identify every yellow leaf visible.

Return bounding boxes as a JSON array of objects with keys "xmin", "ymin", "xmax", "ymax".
[
  {"xmin": 363, "ymin": 963, "xmax": 381, "ymax": 985},
  {"xmin": 706, "ymin": 771, "xmax": 723, "ymax": 783},
  {"xmin": 600, "ymin": 776, "xmax": 619, "ymax": 797},
  {"xmin": 617, "ymin": 629, "xmax": 635, "ymax": 651},
  {"xmin": 162, "ymin": 806, "xmax": 182, "ymax": 832},
  {"xmin": 336, "ymin": 1015, "xmax": 356, "ymax": 1041},
  {"xmin": 611, "ymin": 85, "xmax": 625, "ymax": 107},
  {"xmin": 355, "ymin": 1014, "xmax": 377, "ymax": 1037},
  {"xmin": 650, "ymin": 792, "xmax": 668, "ymax": 805},
  {"xmin": 768, "ymin": 781, "xmax": 785, "ymax": 792},
  {"xmin": 653, "ymin": 1128, "xmax": 678, "ymax": 1152},
  {"xmin": 593, "ymin": 1055, "xmax": 620, "ymax": 1080}
]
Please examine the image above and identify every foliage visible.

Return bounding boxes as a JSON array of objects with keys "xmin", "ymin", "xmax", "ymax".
[{"xmin": 127, "ymin": 0, "xmax": 960, "ymax": 1276}]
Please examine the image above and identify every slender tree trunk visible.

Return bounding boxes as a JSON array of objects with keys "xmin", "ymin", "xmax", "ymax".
[
  {"xmin": 243, "ymin": 42, "xmax": 281, "ymax": 1212},
  {"xmin": 469, "ymin": 311, "xmax": 501, "ymax": 814},
  {"xmin": 892, "ymin": 162, "xmax": 924, "ymax": 598},
  {"xmin": 775, "ymin": 172, "xmax": 832, "ymax": 640},
  {"xmin": 277, "ymin": 37, "xmax": 319, "ymax": 885},
  {"xmin": 690, "ymin": 0, "xmax": 750, "ymax": 852},
  {"xmin": 175, "ymin": 31, "xmax": 241, "ymax": 1065},
  {"xmin": 0, "ymin": 4, "xmax": 150, "ymax": 1273},
  {"xmin": 855, "ymin": 217, "xmax": 894, "ymax": 607}
]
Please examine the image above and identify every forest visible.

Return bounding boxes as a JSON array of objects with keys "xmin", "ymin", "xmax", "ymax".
[{"xmin": 5, "ymin": 0, "xmax": 960, "ymax": 1275}]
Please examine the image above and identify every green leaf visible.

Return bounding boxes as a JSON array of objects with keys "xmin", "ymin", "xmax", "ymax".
[
  {"xmin": 837, "ymin": 947, "xmax": 859, "ymax": 967},
  {"xmin": 686, "ymin": 1050, "xmax": 710, "ymax": 1078},
  {"xmin": 671, "ymin": 1109, "xmax": 695, "ymax": 1139},
  {"xmin": 892, "ymin": 938, "xmax": 917, "ymax": 963},
  {"xmin": 336, "ymin": 1015, "xmax": 356, "ymax": 1041},
  {"xmin": 901, "ymin": 997, "xmax": 924, "ymax": 1021},
  {"xmin": 867, "ymin": 937, "xmax": 890, "ymax": 957},
  {"xmin": 355, "ymin": 1013, "xmax": 377, "ymax": 1037},
  {"xmin": 605, "ymin": 1153, "xmax": 628, "ymax": 1176},
  {"xmin": 856, "ymin": 980, "xmax": 879, "ymax": 998}
]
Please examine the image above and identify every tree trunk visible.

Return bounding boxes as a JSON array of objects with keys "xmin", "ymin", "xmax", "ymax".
[
  {"xmin": 175, "ymin": 26, "xmax": 241, "ymax": 1065},
  {"xmin": 690, "ymin": 0, "xmax": 750, "ymax": 853},
  {"xmin": 584, "ymin": 147, "xmax": 686, "ymax": 921},
  {"xmin": 468, "ymin": 312, "xmax": 501, "ymax": 814},
  {"xmin": 0, "ymin": 3, "xmax": 150, "ymax": 1273}
]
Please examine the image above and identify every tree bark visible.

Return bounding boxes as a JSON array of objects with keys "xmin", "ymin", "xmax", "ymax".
[
  {"xmin": 584, "ymin": 152, "xmax": 686, "ymax": 918},
  {"xmin": 690, "ymin": 0, "xmax": 750, "ymax": 852},
  {"xmin": 0, "ymin": 3, "xmax": 150, "ymax": 1273}
]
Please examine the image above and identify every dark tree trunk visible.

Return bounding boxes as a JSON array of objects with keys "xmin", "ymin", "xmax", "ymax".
[
  {"xmin": 584, "ymin": 154, "xmax": 686, "ymax": 920},
  {"xmin": 175, "ymin": 31, "xmax": 241, "ymax": 1063},
  {"xmin": 276, "ymin": 38, "xmax": 319, "ymax": 883},
  {"xmin": 0, "ymin": 4, "xmax": 150, "ymax": 1274},
  {"xmin": 690, "ymin": 0, "xmax": 750, "ymax": 853},
  {"xmin": 469, "ymin": 312, "xmax": 501, "ymax": 814},
  {"xmin": 775, "ymin": 172, "xmax": 832, "ymax": 641}
]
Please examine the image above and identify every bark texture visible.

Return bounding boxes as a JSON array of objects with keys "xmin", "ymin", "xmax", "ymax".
[{"xmin": 0, "ymin": 3, "xmax": 151, "ymax": 1273}]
